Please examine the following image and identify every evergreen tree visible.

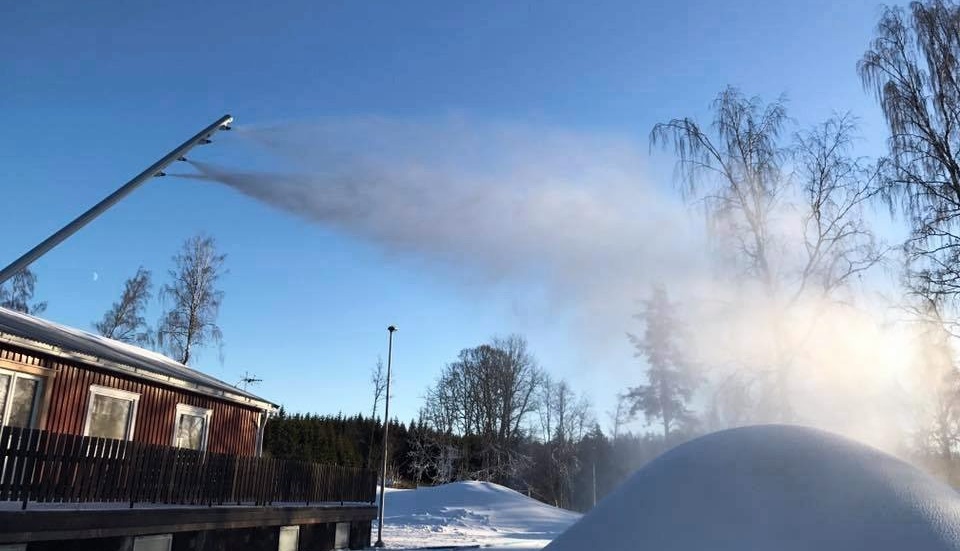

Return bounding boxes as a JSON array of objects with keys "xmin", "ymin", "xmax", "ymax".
[{"xmin": 625, "ymin": 285, "xmax": 700, "ymax": 438}]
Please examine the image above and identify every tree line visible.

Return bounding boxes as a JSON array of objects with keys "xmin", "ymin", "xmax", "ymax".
[
  {"xmin": 260, "ymin": 334, "xmax": 689, "ymax": 512},
  {"xmin": 0, "ymin": 234, "xmax": 228, "ymax": 366},
  {"xmin": 262, "ymin": 374, "xmax": 672, "ymax": 512}
]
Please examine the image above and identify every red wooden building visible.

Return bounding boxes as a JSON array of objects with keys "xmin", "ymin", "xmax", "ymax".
[{"xmin": 0, "ymin": 306, "xmax": 277, "ymax": 456}]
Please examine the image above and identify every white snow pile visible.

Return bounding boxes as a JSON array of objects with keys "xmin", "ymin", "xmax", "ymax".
[
  {"xmin": 546, "ymin": 424, "xmax": 960, "ymax": 551},
  {"xmin": 379, "ymin": 480, "xmax": 580, "ymax": 549}
]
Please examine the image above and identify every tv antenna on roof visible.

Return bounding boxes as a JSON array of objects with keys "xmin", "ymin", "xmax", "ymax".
[{"xmin": 237, "ymin": 371, "xmax": 262, "ymax": 391}]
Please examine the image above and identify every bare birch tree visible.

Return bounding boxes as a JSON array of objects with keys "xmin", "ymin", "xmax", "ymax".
[
  {"xmin": 652, "ymin": 88, "xmax": 885, "ymax": 421},
  {"xmin": 157, "ymin": 235, "xmax": 227, "ymax": 365},
  {"xmin": 860, "ymin": 0, "xmax": 960, "ymax": 306},
  {"xmin": 0, "ymin": 269, "xmax": 46, "ymax": 315},
  {"xmin": 652, "ymin": 87, "xmax": 789, "ymax": 290},
  {"xmin": 94, "ymin": 267, "xmax": 153, "ymax": 345},
  {"xmin": 536, "ymin": 375, "xmax": 592, "ymax": 508},
  {"xmin": 367, "ymin": 356, "xmax": 387, "ymax": 468},
  {"xmin": 607, "ymin": 394, "xmax": 631, "ymax": 442},
  {"xmin": 792, "ymin": 114, "xmax": 887, "ymax": 302}
]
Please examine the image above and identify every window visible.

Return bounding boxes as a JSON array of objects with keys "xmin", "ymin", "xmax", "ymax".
[
  {"xmin": 0, "ymin": 368, "xmax": 44, "ymax": 428},
  {"xmin": 84, "ymin": 386, "xmax": 139, "ymax": 440},
  {"xmin": 173, "ymin": 404, "xmax": 212, "ymax": 451}
]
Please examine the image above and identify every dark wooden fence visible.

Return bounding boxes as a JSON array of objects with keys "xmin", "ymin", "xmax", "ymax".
[{"xmin": 0, "ymin": 426, "xmax": 378, "ymax": 509}]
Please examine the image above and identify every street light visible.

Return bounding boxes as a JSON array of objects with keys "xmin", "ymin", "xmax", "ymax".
[{"xmin": 375, "ymin": 325, "xmax": 397, "ymax": 548}]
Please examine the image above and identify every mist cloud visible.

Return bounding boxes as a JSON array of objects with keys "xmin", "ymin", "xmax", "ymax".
[
  {"xmin": 188, "ymin": 117, "xmax": 702, "ymax": 332},
  {"xmin": 182, "ymin": 115, "xmax": 921, "ymax": 453}
]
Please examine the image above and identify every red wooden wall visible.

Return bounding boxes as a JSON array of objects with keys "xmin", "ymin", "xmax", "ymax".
[{"xmin": 0, "ymin": 342, "xmax": 263, "ymax": 456}]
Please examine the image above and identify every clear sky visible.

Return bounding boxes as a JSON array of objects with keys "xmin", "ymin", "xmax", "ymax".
[{"xmin": 1, "ymin": 0, "xmax": 903, "ymax": 427}]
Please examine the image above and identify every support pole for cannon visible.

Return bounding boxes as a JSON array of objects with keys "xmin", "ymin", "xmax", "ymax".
[{"xmin": 0, "ymin": 114, "xmax": 234, "ymax": 285}]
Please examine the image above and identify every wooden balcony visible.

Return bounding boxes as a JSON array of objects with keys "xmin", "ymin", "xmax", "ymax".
[
  {"xmin": 0, "ymin": 426, "xmax": 379, "ymax": 550},
  {"xmin": 0, "ymin": 426, "xmax": 377, "ymax": 509}
]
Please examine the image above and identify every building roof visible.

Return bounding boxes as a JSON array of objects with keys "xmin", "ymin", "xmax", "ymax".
[{"xmin": 0, "ymin": 307, "xmax": 277, "ymax": 411}]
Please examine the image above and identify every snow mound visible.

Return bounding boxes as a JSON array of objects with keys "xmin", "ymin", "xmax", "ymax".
[
  {"xmin": 381, "ymin": 480, "xmax": 579, "ymax": 549},
  {"xmin": 546, "ymin": 425, "xmax": 960, "ymax": 551}
]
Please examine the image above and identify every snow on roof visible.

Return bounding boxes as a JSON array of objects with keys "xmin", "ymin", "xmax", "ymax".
[
  {"xmin": 546, "ymin": 425, "xmax": 960, "ymax": 551},
  {"xmin": 0, "ymin": 307, "xmax": 276, "ymax": 411}
]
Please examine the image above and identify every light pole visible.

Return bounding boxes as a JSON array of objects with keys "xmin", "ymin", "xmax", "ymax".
[{"xmin": 375, "ymin": 325, "xmax": 396, "ymax": 548}]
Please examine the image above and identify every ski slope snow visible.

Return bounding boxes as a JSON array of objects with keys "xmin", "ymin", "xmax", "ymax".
[
  {"xmin": 377, "ymin": 480, "xmax": 580, "ymax": 549},
  {"xmin": 546, "ymin": 424, "xmax": 960, "ymax": 551}
]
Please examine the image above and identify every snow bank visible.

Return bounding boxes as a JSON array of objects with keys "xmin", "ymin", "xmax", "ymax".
[
  {"xmin": 546, "ymin": 425, "xmax": 960, "ymax": 551},
  {"xmin": 380, "ymin": 480, "xmax": 579, "ymax": 549}
]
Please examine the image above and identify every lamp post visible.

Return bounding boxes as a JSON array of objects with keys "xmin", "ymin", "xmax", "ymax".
[{"xmin": 374, "ymin": 325, "xmax": 396, "ymax": 548}]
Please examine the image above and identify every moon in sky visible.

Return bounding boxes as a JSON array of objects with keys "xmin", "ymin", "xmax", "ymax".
[{"xmin": 92, "ymin": 271, "xmax": 99, "ymax": 282}]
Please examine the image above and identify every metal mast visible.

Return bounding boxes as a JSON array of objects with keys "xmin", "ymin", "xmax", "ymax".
[{"xmin": 0, "ymin": 114, "xmax": 234, "ymax": 285}]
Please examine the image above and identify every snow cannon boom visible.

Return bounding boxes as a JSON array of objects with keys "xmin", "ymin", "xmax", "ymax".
[{"xmin": 0, "ymin": 114, "xmax": 234, "ymax": 286}]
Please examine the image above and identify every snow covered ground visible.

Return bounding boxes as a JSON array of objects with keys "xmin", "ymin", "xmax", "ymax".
[
  {"xmin": 376, "ymin": 481, "xmax": 580, "ymax": 550},
  {"xmin": 377, "ymin": 425, "xmax": 960, "ymax": 550},
  {"xmin": 547, "ymin": 425, "xmax": 960, "ymax": 551}
]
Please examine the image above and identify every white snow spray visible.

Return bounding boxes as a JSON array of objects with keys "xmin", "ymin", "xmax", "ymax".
[
  {"xmin": 182, "ymin": 116, "xmax": 702, "ymax": 340},
  {"xmin": 181, "ymin": 115, "xmax": 931, "ymax": 457}
]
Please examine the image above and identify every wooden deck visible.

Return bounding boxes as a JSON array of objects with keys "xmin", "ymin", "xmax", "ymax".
[
  {"xmin": 0, "ymin": 426, "xmax": 379, "ymax": 549},
  {"xmin": 0, "ymin": 426, "xmax": 377, "ymax": 509}
]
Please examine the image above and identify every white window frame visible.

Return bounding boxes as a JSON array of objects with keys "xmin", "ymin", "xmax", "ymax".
[
  {"xmin": 172, "ymin": 403, "xmax": 213, "ymax": 451},
  {"xmin": 0, "ymin": 367, "xmax": 45, "ymax": 429},
  {"xmin": 83, "ymin": 385, "xmax": 140, "ymax": 440}
]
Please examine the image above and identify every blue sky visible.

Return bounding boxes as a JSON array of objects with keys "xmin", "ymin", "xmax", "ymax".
[{"xmin": 1, "ymin": 0, "xmax": 903, "ymax": 427}]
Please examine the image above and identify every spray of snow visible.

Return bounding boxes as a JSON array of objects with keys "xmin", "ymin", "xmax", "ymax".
[
  {"xmin": 179, "ymin": 115, "xmax": 929, "ymax": 453},
  {"xmin": 185, "ymin": 116, "xmax": 699, "ymax": 329}
]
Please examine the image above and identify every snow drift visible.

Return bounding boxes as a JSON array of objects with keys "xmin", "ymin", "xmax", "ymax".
[
  {"xmin": 380, "ymin": 480, "xmax": 579, "ymax": 549},
  {"xmin": 546, "ymin": 425, "xmax": 960, "ymax": 551}
]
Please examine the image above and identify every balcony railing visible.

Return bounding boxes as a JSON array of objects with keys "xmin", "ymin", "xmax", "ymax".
[{"xmin": 0, "ymin": 425, "xmax": 378, "ymax": 510}]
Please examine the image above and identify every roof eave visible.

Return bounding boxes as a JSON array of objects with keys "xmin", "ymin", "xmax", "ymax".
[{"xmin": 0, "ymin": 331, "xmax": 279, "ymax": 412}]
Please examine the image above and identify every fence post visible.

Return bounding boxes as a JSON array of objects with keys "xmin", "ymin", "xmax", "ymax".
[
  {"xmin": 128, "ymin": 441, "xmax": 137, "ymax": 509},
  {"xmin": 232, "ymin": 455, "xmax": 240, "ymax": 505},
  {"xmin": 20, "ymin": 428, "xmax": 42, "ymax": 510}
]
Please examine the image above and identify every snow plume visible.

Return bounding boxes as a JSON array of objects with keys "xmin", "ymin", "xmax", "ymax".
[
  {"xmin": 186, "ymin": 116, "xmax": 924, "ymax": 454},
  {"xmin": 185, "ymin": 116, "xmax": 701, "ymax": 332},
  {"xmin": 686, "ymin": 286, "xmax": 920, "ymax": 452}
]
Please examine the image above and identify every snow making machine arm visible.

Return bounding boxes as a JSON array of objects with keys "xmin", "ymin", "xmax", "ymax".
[{"xmin": 0, "ymin": 114, "xmax": 234, "ymax": 286}]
